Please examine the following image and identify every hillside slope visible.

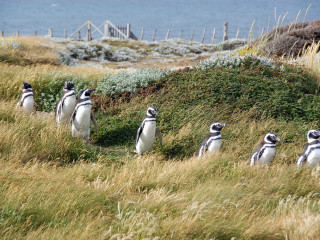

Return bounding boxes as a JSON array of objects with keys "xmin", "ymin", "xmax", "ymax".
[{"xmin": 1, "ymin": 50, "xmax": 320, "ymax": 239}]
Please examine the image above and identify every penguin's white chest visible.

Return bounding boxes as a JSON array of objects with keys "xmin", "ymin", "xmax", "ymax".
[
  {"xmin": 72, "ymin": 105, "xmax": 92, "ymax": 139},
  {"xmin": 207, "ymin": 139, "xmax": 221, "ymax": 152},
  {"xmin": 307, "ymin": 149, "xmax": 320, "ymax": 166},
  {"xmin": 259, "ymin": 147, "xmax": 276, "ymax": 164},
  {"xmin": 136, "ymin": 121, "xmax": 156, "ymax": 154},
  {"xmin": 22, "ymin": 96, "xmax": 34, "ymax": 114},
  {"xmin": 58, "ymin": 96, "xmax": 76, "ymax": 123}
]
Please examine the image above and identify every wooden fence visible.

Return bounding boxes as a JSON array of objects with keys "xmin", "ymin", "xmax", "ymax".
[{"xmin": 1, "ymin": 21, "xmax": 255, "ymax": 43}]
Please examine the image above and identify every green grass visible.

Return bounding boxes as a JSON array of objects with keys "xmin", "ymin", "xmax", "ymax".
[{"xmin": 1, "ymin": 53, "xmax": 320, "ymax": 239}]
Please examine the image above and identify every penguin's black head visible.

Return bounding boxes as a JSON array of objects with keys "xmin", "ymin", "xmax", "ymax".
[
  {"xmin": 210, "ymin": 122, "xmax": 226, "ymax": 133},
  {"xmin": 307, "ymin": 129, "xmax": 320, "ymax": 142},
  {"xmin": 146, "ymin": 106, "xmax": 158, "ymax": 117},
  {"xmin": 64, "ymin": 81, "xmax": 74, "ymax": 91},
  {"xmin": 22, "ymin": 82, "xmax": 32, "ymax": 90},
  {"xmin": 264, "ymin": 132, "xmax": 281, "ymax": 144},
  {"xmin": 78, "ymin": 89, "xmax": 94, "ymax": 100}
]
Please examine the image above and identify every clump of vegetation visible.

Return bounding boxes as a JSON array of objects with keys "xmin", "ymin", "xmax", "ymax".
[
  {"xmin": 96, "ymin": 68, "xmax": 168, "ymax": 95},
  {"xmin": 258, "ymin": 20, "xmax": 320, "ymax": 58}
]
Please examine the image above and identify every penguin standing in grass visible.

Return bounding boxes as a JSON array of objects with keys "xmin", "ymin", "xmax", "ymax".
[
  {"xmin": 297, "ymin": 129, "xmax": 320, "ymax": 167},
  {"xmin": 250, "ymin": 132, "xmax": 281, "ymax": 166},
  {"xmin": 16, "ymin": 82, "xmax": 34, "ymax": 114},
  {"xmin": 196, "ymin": 122, "xmax": 226, "ymax": 158},
  {"xmin": 56, "ymin": 81, "xmax": 76, "ymax": 125},
  {"xmin": 135, "ymin": 106, "xmax": 162, "ymax": 155},
  {"xmin": 71, "ymin": 89, "xmax": 97, "ymax": 143}
]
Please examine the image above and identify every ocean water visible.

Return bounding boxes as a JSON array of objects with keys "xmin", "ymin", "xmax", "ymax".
[{"xmin": 0, "ymin": 0, "xmax": 319, "ymax": 43}]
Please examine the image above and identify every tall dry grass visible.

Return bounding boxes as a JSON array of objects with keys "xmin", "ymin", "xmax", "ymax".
[
  {"xmin": 0, "ymin": 100, "xmax": 98, "ymax": 163},
  {"xmin": 300, "ymin": 41, "xmax": 320, "ymax": 73},
  {"xmin": 1, "ymin": 97, "xmax": 320, "ymax": 239},
  {"xmin": 0, "ymin": 36, "xmax": 61, "ymax": 65}
]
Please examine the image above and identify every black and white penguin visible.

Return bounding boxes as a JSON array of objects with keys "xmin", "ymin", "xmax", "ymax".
[
  {"xmin": 16, "ymin": 82, "xmax": 34, "ymax": 114},
  {"xmin": 250, "ymin": 132, "xmax": 281, "ymax": 166},
  {"xmin": 196, "ymin": 122, "xmax": 226, "ymax": 158},
  {"xmin": 297, "ymin": 129, "xmax": 320, "ymax": 167},
  {"xmin": 56, "ymin": 81, "xmax": 76, "ymax": 125},
  {"xmin": 134, "ymin": 106, "xmax": 162, "ymax": 155},
  {"xmin": 71, "ymin": 89, "xmax": 97, "ymax": 143}
]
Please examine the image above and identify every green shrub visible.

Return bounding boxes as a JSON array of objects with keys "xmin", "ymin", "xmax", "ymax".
[{"xmin": 92, "ymin": 58, "xmax": 319, "ymax": 157}]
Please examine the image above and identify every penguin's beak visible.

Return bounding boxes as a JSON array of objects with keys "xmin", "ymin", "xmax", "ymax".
[
  {"xmin": 221, "ymin": 123, "xmax": 227, "ymax": 127},
  {"xmin": 275, "ymin": 136, "xmax": 281, "ymax": 142},
  {"xmin": 315, "ymin": 130, "xmax": 320, "ymax": 138}
]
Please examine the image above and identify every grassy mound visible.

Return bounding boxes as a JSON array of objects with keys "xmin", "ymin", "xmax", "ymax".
[{"xmin": 93, "ymin": 57, "xmax": 319, "ymax": 159}]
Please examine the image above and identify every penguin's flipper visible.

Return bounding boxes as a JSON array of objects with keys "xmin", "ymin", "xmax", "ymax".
[
  {"xmin": 55, "ymin": 100, "xmax": 62, "ymax": 118},
  {"xmin": 70, "ymin": 108, "xmax": 77, "ymax": 125},
  {"xmin": 17, "ymin": 94, "xmax": 23, "ymax": 107},
  {"xmin": 135, "ymin": 125, "xmax": 143, "ymax": 145},
  {"xmin": 297, "ymin": 144, "xmax": 308, "ymax": 167},
  {"xmin": 91, "ymin": 112, "xmax": 97, "ymax": 131},
  {"xmin": 155, "ymin": 128, "xmax": 162, "ymax": 145},
  {"xmin": 297, "ymin": 154, "xmax": 306, "ymax": 167},
  {"xmin": 250, "ymin": 152, "xmax": 258, "ymax": 166}
]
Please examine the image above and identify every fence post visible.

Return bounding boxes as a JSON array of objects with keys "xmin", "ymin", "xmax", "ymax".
[
  {"xmin": 223, "ymin": 21, "xmax": 228, "ymax": 41},
  {"xmin": 180, "ymin": 29, "xmax": 183, "ymax": 39},
  {"xmin": 104, "ymin": 22, "xmax": 109, "ymax": 38},
  {"xmin": 126, "ymin": 23, "xmax": 130, "ymax": 39},
  {"xmin": 48, "ymin": 28, "xmax": 53, "ymax": 37},
  {"xmin": 64, "ymin": 30, "xmax": 67, "ymax": 39},
  {"xmin": 140, "ymin": 27, "xmax": 144, "ymax": 41},
  {"xmin": 212, "ymin": 28, "xmax": 216, "ymax": 43},
  {"xmin": 1, "ymin": 30, "xmax": 3, "ymax": 37},
  {"xmin": 190, "ymin": 30, "xmax": 194, "ymax": 41},
  {"xmin": 87, "ymin": 22, "xmax": 91, "ymax": 41},
  {"xmin": 152, "ymin": 29, "xmax": 156, "ymax": 42},
  {"xmin": 78, "ymin": 30, "xmax": 81, "ymax": 40},
  {"xmin": 236, "ymin": 27, "xmax": 240, "ymax": 39},
  {"xmin": 166, "ymin": 29, "xmax": 170, "ymax": 40},
  {"xmin": 201, "ymin": 28, "xmax": 206, "ymax": 43},
  {"xmin": 34, "ymin": 30, "xmax": 37, "ymax": 36}
]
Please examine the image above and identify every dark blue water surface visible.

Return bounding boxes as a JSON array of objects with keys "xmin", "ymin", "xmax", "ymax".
[{"xmin": 0, "ymin": 0, "xmax": 318, "ymax": 43}]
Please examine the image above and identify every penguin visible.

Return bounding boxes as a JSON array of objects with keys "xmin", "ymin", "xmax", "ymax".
[
  {"xmin": 56, "ymin": 81, "xmax": 76, "ymax": 125},
  {"xmin": 134, "ymin": 106, "xmax": 162, "ymax": 155},
  {"xmin": 16, "ymin": 82, "xmax": 34, "ymax": 114},
  {"xmin": 297, "ymin": 129, "xmax": 320, "ymax": 167},
  {"xmin": 250, "ymin": 132, "xmax": 281, "ymax": 166},
  {"xmin": 71, "ymin": 89, "xmax": 97, "ymax": 143},
  {"xmin": 196, "ymin": 122, "xmax": 226, "ymax": 158}
]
